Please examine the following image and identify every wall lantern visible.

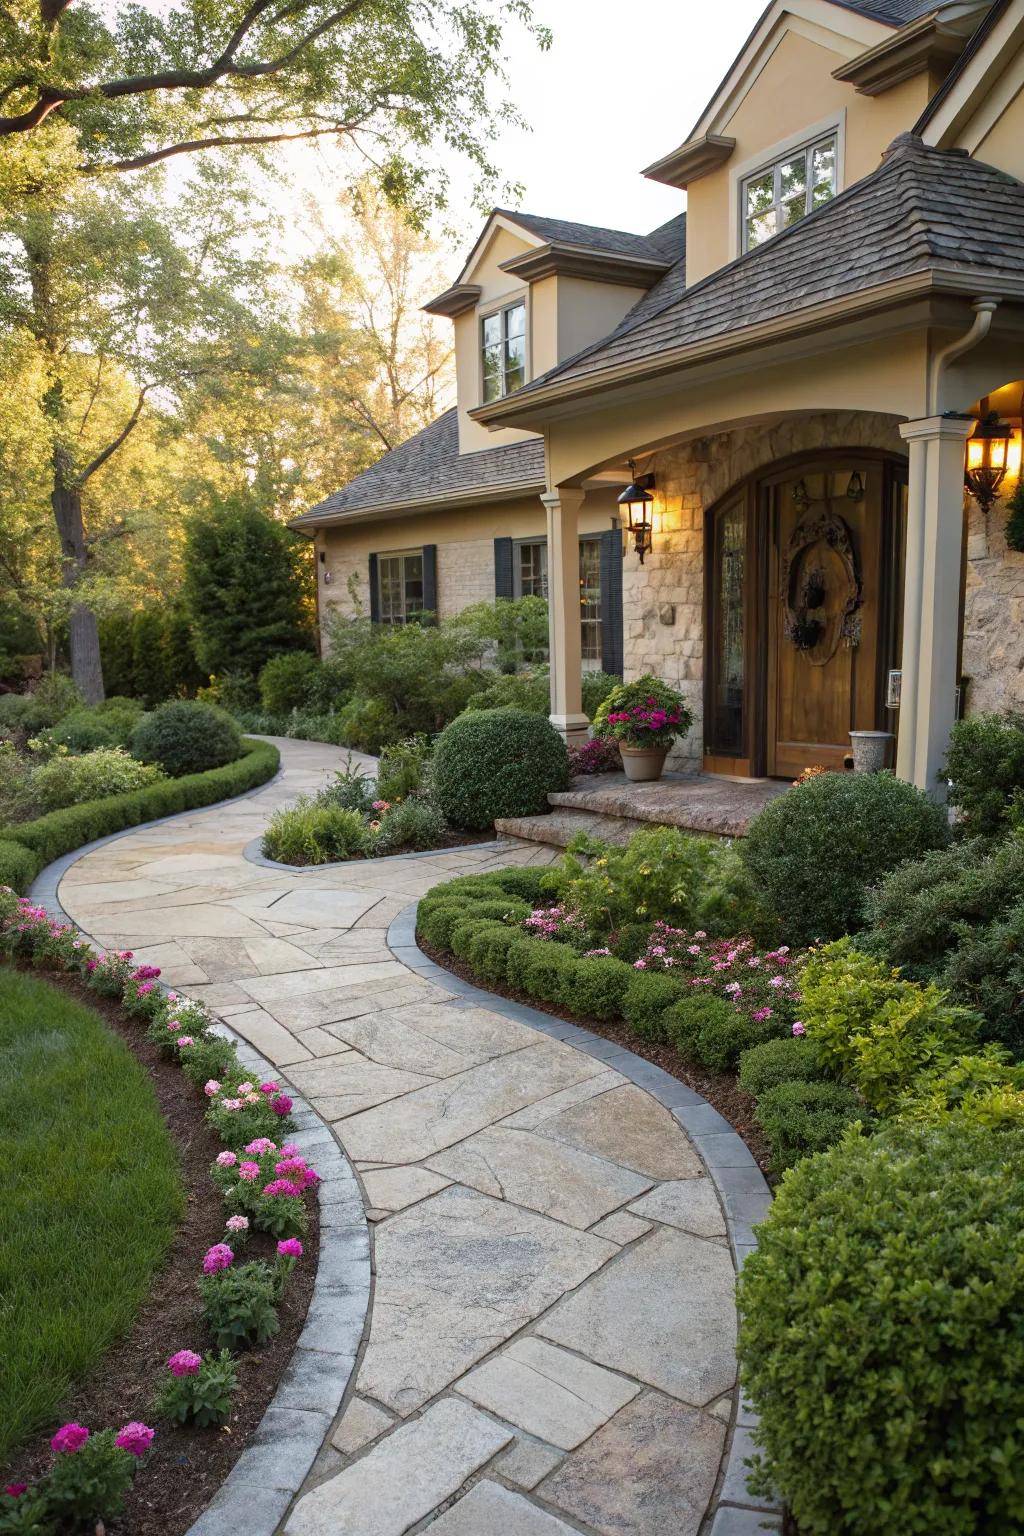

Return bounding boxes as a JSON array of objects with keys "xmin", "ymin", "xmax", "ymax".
[
  {"xmin": 964, "ymin": 411, "xmax": 1013, "ymax": 513},
  {"xmin": 318, "ymin": 549, "xmax": 333, "ymax": 584},
  {"xmin": 617, "ymin": 459, "xmax": 656, "ymax": 563}
]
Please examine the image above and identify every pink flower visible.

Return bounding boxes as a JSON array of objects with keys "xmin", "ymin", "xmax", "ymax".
[
  {"xmin": 280, "ymin": 1143, "xmax": 300, "ymax": 1157},
  {"xmin": 116, "ymin": 1422, "xmax": 154, "ymax": 1458},
  {"xmin": 751, "ymin": 1007, "xmax": 773, "ymax": 1022},
  {"xmin": 202, "ymin": 1243, "xmax": 234, "ymax": 1274},
  {"xmin": 238, "ymin": 1162, "xmax": 260, "ymax": 1181},
  {"xmin": 244, "ymin": 1092, "xmax": 261, "ymax": 1104},
  {"xmin": 263, "ymin": 1178, "xmax": 303, "ymax": 1198},
  {"xmin": 633, "ymin": 958, "xmax": 647, "ymax": 970},
  {"xmin": 270, "ymin": 1094, "xmax": 292, "ymax": 1117},
  {"xmin": 277, "ymin": 1238, "xmax": 303, "ymax": 1259},
  {"xmin": 176, "ymin": 1036, "xmax": 195, "ymax": 1048},
  {"xmin": 768, "ymin": 975, "xmax": 786, "ymax": 989},
  {"xmin": 205, "ymin": 1081, "xmax": 224, "ymax": 1098},
  {"xmin": 237, "ymin": 1082, "xmax": 254, "ymax": 1094},
  {"xmin": 275, "ymin": 1157, "xmax": 307, "ymax": 1177},
  {"xmin": 226, "ymin": 1214, "xmax": 249, "ymax": 1233},
  {"xmin": 167, "ymin": 1349, "xmax": 202, "ymax": 1377},
  {"xmin": 792, "ymin": 1021, "xmax": 806, "ymax": 1037},
  {"xmin": 246, "ymin": 1138, "xmax": 276, "ymax": 1154},
  {"xmin": 51, "ymin": 1423, "xmax": 89, "ymax": 1454},
  {"xmin": 4, "ymin": 1484, "xmax": 27, "ymax": 1497},
  {"xmin": 258, "ymin": 1082, "xmax": 280, "ymax": 1096},
  {"xmin": 215, "ymin": 1150, "xmax": 237, "ymax": 1168},
  {"xmin": 221, "ymin": 1098, "xmax": 243, "ymax": 1111}
]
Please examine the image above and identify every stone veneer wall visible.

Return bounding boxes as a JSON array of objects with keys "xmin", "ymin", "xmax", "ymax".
[
  {"xmin": 629, "ymin": 411, "xmax": 906, "ymax": 768},
  {"xmin": 964, "ymin": 493, "xmax": 1024, "ymax": 715}
]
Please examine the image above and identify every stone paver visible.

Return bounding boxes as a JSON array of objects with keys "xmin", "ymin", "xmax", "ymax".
[{"xmin": 55, "ymin": 737, "xmax": 745, "ymax": 1536}]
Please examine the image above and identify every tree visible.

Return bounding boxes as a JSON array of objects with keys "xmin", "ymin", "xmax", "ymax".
[{"xmin": 183, "ymin": 499, "xmax": 314, "ymax": 679}]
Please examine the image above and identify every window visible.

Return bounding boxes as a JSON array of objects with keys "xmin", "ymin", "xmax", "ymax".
[
  {"xmin": 742, "ymin": 134, "xmax": 837, "ymax": 252},
  {"xmin": 481, "ymin": 300, "xmax": 526, "ymax": 403},
  {"xmin": 517, "ymin": 539, "xmax": 548, "ymax": 599},
  {"xmin": 512, "ymin": 537, "xmax": 603, "ymax": 670},
  {"xmin": 378, "ymin": 548, "xmax": 424, "ymax": 624}
]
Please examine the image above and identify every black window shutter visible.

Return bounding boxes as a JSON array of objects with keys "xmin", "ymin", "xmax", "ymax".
[
  {"xmin": 421, "ymin": 544, "xmax": 438, "ymax": 624},
  {"xmin": 368, "ymin": 553, "xmax": 380, "ymax": 623},
  {"xmin": 599, "ymin": 528, "xmax": 624, "ymax": 677},
  {"xmin": 494, "ymin": 537, "xmax": 514, "ymax": 599}
]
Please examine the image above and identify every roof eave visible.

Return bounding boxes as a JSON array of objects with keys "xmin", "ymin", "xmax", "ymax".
[
  {"xmin": 642, "ymin": 133, "xmax": 736, "ymax": 189},
  {"xmin": 832, "ymin": 9, "xmax": 981, "ymax": 95},
  {"xmin": 289, "ymin": 476, "xmax": 548, "ymax": 531},
  {"xmin": 422, "ymin": 282, "xmax": 483, "ymax": 318},
  {"xmin": 499, "ymin": 243, "xmax": 671, "ymax": 288}
]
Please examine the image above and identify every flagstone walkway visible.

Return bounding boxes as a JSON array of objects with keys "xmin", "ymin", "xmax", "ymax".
[{"xmin": 55, "ymin": 737, "xmax": 771, "ymax": 1536}]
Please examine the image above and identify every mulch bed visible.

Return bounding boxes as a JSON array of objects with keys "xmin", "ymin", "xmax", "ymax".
[
  {"xmin": 419, "ymin": 940, "xmax": 772, "ymax": 1175},
  {"xmin": 4, "ymin": 967, "xmax": 318, "ymax": 1536}
]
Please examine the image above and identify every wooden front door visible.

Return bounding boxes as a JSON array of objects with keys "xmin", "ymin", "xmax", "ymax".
[{"xmin": 766, "ymin": 464, "xmax": 883, "ymax": 778}]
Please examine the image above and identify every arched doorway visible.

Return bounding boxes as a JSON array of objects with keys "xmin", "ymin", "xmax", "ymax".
[{"xmin": 704, "ymin": 451, "xmax": 908, "ymax": 778}]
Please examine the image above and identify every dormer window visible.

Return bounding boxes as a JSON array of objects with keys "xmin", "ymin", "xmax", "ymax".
[
  {"xmin": 742, "ymin": 133, "xmax": 837, "ymax": 252},
  {"xmin": 481, "ymin": 300, "xmax": 526, "ymax": 403}
]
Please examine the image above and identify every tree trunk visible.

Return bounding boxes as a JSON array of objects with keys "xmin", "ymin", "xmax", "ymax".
[{"xmin": 51, "ymin": 445, "xmax": 105, "ymax": 703}]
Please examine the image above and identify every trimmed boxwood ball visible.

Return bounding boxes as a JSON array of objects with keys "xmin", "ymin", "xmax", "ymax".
[
  {"xmin": 622, "ymin": 971, "xmax": 684, "ymax": 1041},
  {"xmin": 432, "ymin": 708, "xmax": 570, "ymax": 831},
  {"xmin": 486, "ymin": 866, "xmax": 552, "ymax": 904},
  {"xmin": 754, "ymin": 1078, "xmax": 864, "ymax": 1172},
  {"xmin": 663, "ymin": 994, "xmax": 736, "ymax": 1063},
  {"xmin": 737, "ymin": 1037, "xmax": 829, "ymax": 1099},
  {"xmin": 132, "ymin": 699, "xmax": 243, "ymax": 778},
  {"xmin": 741, "ymin": 770, "xmax": 948, "ymax": 946},
  {"xmin": 466, "ymin": 922, "xmax": 524, "ymax": 986},
  {"xmin": 567, "ymin": 955, "xmax": 634, "ymax": 1022},
  {"xmin": 738, "ymin": 1119, "xmax": 1024, "ymax": 1534}
]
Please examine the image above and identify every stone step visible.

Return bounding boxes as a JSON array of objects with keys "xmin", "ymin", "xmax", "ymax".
[
  {"xmin": 548, "ymin": 771, "xmax": 787, "ymax": 839},
  {"xmin": 494, "ymin": 808, "xmax": 638, "ymax": 848}
]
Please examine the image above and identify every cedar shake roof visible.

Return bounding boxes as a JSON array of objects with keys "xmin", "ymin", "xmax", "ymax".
[
  {"xmin": 291, "ymin": 409, "xmax": 545, "ymax": 528},
  {"xmin": 485, "ymin": 136, "xmax": 1024, "ymax": 410}
]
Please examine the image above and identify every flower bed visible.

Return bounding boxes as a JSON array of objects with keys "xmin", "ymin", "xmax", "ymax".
[{"xmin": 0, "ymin": 892, "xmax": 321, "ymax": 1535}]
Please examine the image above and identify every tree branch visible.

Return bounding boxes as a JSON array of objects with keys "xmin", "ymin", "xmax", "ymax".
[
  {"xmin": 76, "ymin": 388, "xmax": 148, "ymax": 485},
  {"xmin": 82, "ymin": 121, "xmax": 357, "ymax": 173}
]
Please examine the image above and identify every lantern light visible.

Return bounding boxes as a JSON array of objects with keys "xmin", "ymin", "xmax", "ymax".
[
  {"xmin": 617, "ymin": 459, "xmax": 656, "ymax": 563},
  {"xmin": 964, "ymin": 411, "xmax": 1013, "ymax": 514}
]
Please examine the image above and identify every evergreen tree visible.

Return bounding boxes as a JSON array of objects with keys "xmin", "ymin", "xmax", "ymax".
[{"xmin": 1006, "ymin": 478, "xmax": 1024, "ymax": 553}]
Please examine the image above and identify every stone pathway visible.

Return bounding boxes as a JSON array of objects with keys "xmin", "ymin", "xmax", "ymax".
[{"xmin": 56, "ymin": 737, "xmax": 771, "ymax": 1536}]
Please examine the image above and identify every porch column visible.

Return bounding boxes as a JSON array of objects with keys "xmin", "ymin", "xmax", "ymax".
[
  {"xmin": 542, "ymin": 486, "xmax": 590, "ymax": 745},
  {"xmin": 895, "ymin": 413, "xmax": 974, "ymax": 796}
]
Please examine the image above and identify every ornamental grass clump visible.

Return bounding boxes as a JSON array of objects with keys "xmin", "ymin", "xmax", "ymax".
[
  {"xmin": 156, "ymin": 1350, "xmax": 239, "ymax": 1428},
  {"xmin": 738, "ymin": 1119, "xmax": 1024, "ymax": 1535}
]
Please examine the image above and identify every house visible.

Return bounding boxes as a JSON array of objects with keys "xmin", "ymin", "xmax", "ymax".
[{"xmin": 292, "ymin": 0, "xmax": 1024, "ymax": 794}]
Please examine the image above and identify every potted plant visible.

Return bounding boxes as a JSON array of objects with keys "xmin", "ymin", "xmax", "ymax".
[{"xmin": 593, "ymin": 674, "xmax": 692, "ymax": 782}]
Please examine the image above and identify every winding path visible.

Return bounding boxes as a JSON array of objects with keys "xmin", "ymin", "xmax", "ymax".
[{"xmin": 55, "ymin": 738, "xmax": 775, "ymax": 1536}]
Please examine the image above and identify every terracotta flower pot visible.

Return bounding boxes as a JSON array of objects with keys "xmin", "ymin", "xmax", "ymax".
[{"xmin": 618, "ymin": 742, "xmax": 669, "ymax": 782}]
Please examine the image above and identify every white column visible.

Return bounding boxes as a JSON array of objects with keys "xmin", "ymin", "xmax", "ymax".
[
  {"xmin": 542, "ymin": 487, "xmax": 590, "ymax": 745},
  {"xmin": 896, "ymin": 414, "xmax": 974, "ymax": 796}
]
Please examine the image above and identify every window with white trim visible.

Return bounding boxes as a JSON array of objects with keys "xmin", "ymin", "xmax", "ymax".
[
  {"xmin": 378, "ymin": 548, "xmax": 424, "ymax": 624},
  {"xmin": 512, "ymin": 537, "xmax": 603, "ymax": 670},
  {"xmin": 481, "ymin": 300, "xmax": 526, "ymax": 403},
  {"xmin": 742, "ymin": 133, "xmax": 837, "ymax": 252}
]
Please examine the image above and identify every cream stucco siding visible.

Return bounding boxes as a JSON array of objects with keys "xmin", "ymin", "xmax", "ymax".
[{"xmin": 454, "ymin": 223, "xmax": 537, "ymax": 455}]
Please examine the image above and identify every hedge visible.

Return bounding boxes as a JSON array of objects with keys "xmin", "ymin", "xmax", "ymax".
[
  {"xmin": 0, "ymin": 839, "xmax": 41, "ymax": 892},
  {"xmin": 0, "ymin": 738, "xmax": 279, "ymax": 889}
]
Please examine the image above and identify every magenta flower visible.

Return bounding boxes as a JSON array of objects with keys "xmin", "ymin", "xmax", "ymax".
[
  {"xmin": 215, "ymin": 1150, "xmax": 237, "ymax": 1168},
  {"xmin": 301, "ymin": 1167, "xmax": 320, "ymax": 1187},
  {"xmin": 4, "ymin": 1484, "xmax": 27, "ymax": 1497},
  {"xmin": 167, "ymin": 1349, "xmax": 202, "ymax": 1377},
  {"xmin": 51, "ymin": 1423, "xmax": 89, "ymax": 1454},
  {"xmin": 259, "ymin": 1082, "xmax": 280, "ymax": 1096},
  {"xmin": 274, "ymin": 1157, "xmax": 307, "ymax": 1177},
  {"xmin": 245, "ymin": 1137, "xmax": 276, "ymax": 1155},
  {"xmin": 792, "ymin": 1021, "xmax": 807, "ymax": 1037},
  {"xmin": 238, "ymin": 1161, "xmax": 260, "ymax": 1181},
  {"xmin": 280, "ymin": 1143, "xmax": 300, "ymax": 1156},
  {"xmin": 236, "ymin": 1081, "xmax": 254, "ymax": 1094},
  {"xmin": 263, "ymin": 1178, "xmax": 303, "ymax": 1198},
  {"xmin": 277, "ymin": 1238, "xmax": 303, "ymax": 1259},
  {"xmin": 751, "ymin": 1007, "xmax": 773, "ymax": 1022},
  {"xmin": 270, "ymin": 1094, "xmax": 293, "ymax": 1116},
  {"xmin": 202, "ymin": 1243, "xmax": 234, "ymax": 1274},
  {"xmin": 116, "ymin": 1422, "xmax": 154, "ymax": 1458}
]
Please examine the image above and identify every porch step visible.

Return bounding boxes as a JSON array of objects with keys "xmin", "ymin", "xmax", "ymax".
[
  {"xmin": 547, "ymin": 770, "xmax": 787, "ymax": 839},
  {"xmin": 495, "ymin": 808, "xmax": 638, "ymax": 848}
]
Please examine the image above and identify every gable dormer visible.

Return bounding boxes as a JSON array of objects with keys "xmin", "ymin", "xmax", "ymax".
[
  {"xmin": 424, "ymin": 210, "xmax": 683, "ymax": 454},
  {"xmin": 644, "ymin": 0, "xmax": 991, "ymax": 286}
]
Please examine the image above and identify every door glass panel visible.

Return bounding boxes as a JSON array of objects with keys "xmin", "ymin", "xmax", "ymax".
[
  {"xmin": 710, "ymin": 500, "xmax": 745, "ymax": 756},
  {"xmin": 579, "ymin": 539, "xmax": 602, "ymax": 668}
]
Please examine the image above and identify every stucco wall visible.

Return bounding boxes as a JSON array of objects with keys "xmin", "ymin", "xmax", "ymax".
[
  {"xmin": 964, "ymin": 491, "xmax": 1024, "ymax": 715},
  {"xmin": 631, "ymin": 410, "xmax": 906, "ymax": 767}
]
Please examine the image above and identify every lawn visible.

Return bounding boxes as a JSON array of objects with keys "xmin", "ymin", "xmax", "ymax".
[{"xmin": 0, "ymin": 968, "xmax": 183, "ymax": 1464}]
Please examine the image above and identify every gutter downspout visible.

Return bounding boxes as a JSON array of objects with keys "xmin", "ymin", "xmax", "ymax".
[{"xmin": 927, "ymin": 295, "xmax": 998, "ymax": 414}]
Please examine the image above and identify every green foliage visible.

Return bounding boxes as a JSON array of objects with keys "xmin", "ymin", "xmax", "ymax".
[
  {"xmin": 800, "ymin": 941, "xmax": 980, "ymax": 1112},
  {"xmin": 130, "ymin": 610, "xmax": 175, "ymax": 706},
  {"xmin": 944, "ymin": 712, "xmax": 1024, "ymax": 837},
  {"xmin": 486, "ymin": 866, "xmax": 551, "ymax": 904},
  {"xmin": 184, "ymin": 502, "xmax": 313, "ymax": 680},
  {"xmin": 376, "ymin": 735, "xmax": 432, "ymax": 802},
  {"xmin": 463, "ymin": 670, "xmax": 549, "ymax": 714},
  {"xmin": 372, "ymin": 797, "xmax": 447, "ymax": 855},
  {"xmin": 1006, "ymin": 476, "xmax": 1024, "ymax": 553},
  {"xmin": 514, "ymin": 937, "xmax": 578, "ymax": 1004},
  {"xmin": 895, "ymin": 1051, "xmax": 1024, "ymax": 1129},
  {"xmin": 19, "ymin": 675, "xmax": 82, "ymax": 732},
  {"xmin": 333, "ymin": 694, "xmax": 399, "ymax": 754},
  {"xmin": 177, "ymin": 1035, "xmax": 241, "ymax": 1090},
  {"xmin": 258, "ymin": 652, "xmax": 320, "ymax": 715},
  {"xmin": 737, "ymin": 1120, "xmax": 1024, "ymax": 1535},
  {"xmin": 319, "ymin": 757, "xmax": 377, "ymax": 814},
  {"xmin": 943, "ymin": 903, "xmax": 1024, "ymax": 1057},
  {"xmin": 755, "ymin": 1079, "xmax": 865, "ymax": 1172},
  {"xmin": 741, "ymin": 771, "xmax": 949, "ymax": 945},
  {"xmin": 621, "ymin": 971, "xmax": 684, "ymax": 1041},
  {"xmin": 31, "ymin": 747, "xmax": 164, "ymax": 812},
  {"xmin": 44, "ymin": 1428, "xmax": 138, "ymax": 1531},
  {"xmin": 0, "ymin": 741, "xmax": 38, "ymax": 824},
  {"xmin": 432, "ymin": 708, "xmax": 569, "ymax": 831},
  {"xmin": 465, "ymin": 921, "xmax": 524, "ymax": 986},
  {"xmin": 0, "ymin": 838, "xmax": 40, "ymax": 893},
  {"xmin": 663, "ymin": 992, "xmax": 789, "ymax": 1071},
  {"xmin": 262, "ymin": 800, "xmax": 369, "ymax": 865},
  {"xmin": 567, "ymin": 954, "xmax": 634, "ymax": 1021},
  {"xmin": 156, "ymin": 1349, "xmax": 239, "ymax": 1428},
  {"xmin": 453, "ymin": 596, "xmax": 550, "ymax": 670},
  {"xmin": 737, "ymin": 1037, "xmax": 829, "ymax": 1099},
  {"xmin": 45, "ymin": 699, "xmax": 144, "ymax": 754},
  {"xmin": 0, "ymin": 969, "xmax": 181, "ymax": 1462},
  {"xmin": 131, "ymin": 699, "xmax": 243, "ymax": 778},
  {"xmin": 199, "ymin": 1261, "xmax": 280, "ymax": 1350}
]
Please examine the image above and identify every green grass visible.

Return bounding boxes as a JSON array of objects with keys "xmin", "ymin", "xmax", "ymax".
[{"xmin": 0, "ymin": 968, "xmax": 183, "ymax": 1464}]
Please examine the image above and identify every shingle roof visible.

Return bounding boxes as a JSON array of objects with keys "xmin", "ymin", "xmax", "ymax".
[
  {"xmin": 492, "ymin": 136, "xmax": 1024, "ymax": 406},
  {"xmin": 831, "ymin": 0, "xmax": 942, "ymax": 23},
  {"xmin": 494, "ymin": 208, "xmax": 683, "ymax": 263},
  {"xmin": 291, "ymin": 409, "xmax": 545, "ymax": 528}
]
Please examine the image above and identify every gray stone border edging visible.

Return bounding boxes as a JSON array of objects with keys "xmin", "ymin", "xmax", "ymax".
[
  {"xmin": 26, "ymin": 773, "xmax": 372, "ymax": 1536},
  {"xmin": 243, "ymin": 834, "xmax": 510, "ymax": 872},
  {"xmin": 386, "ymin": 898, "xmax": 781, "ymax": 1535}
]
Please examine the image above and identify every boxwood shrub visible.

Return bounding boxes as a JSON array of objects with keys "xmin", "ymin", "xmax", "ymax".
[
  {"xmin": 738, "ymin": 1119, "xmax": 1024, "ymax": 1534},
  {"xmin": 662, "ymin": 993, "xmax": 790, "ymax": 1072},
  {"xmin": 754, "ymin": 1079, "xmax": 864, "ymax": 1172},
  {"xmin": 466, "ymin": 922, "xmax": 524, "ymax": 986},
  {"xmin": 568, "ymin": 954, "xmax": 634, "ymax": 1021},
  {"xmin": 432, "ymin": 708, "xmax": 569, "ymax": 830},
  {"xmin": 621, "ymin": 971, "xmax": 684, "ymax": 1041},
  {"xmin": 0, "ymin": 838, "xmax": 40, "ymax": 893},
  {"xmin": 741, "ymin": 770, "xmax": 949, "ymax": 945},
  {"xmin": 737, "ymin": 1037, "xmax": 829, "ymax": 1099},
  {"xmin": 132, "ymin": 699, "xmax": 243, "ymax": 777}
]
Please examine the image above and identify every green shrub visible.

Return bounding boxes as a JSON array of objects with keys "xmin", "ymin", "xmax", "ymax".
[
  {"xmin": 4, "ymin": 740, "xmax": 278, "ymax": 870},
  {"xmin": 755, "ymin": 1078, "xmax": 864, "ymax": 1172},
  {"xmin": 737, "ymin": 1037, "xmax": 829, "ymax": 1099},
  {"xmin": 505, "ymin": 934, "xmax": 551, "ymax": 995},
  {"xmin": 943, "ymin": 903, "xmax": 1024, "ymax": 1057},
  {"xmin": 318, "ymin": 757, "xmax": 377, "ymax": 814},
  {"xmin": 376, "ymin": 735, "xmax": 433, "ymax": 802},
  {"xmin": 0, "ymin": 838, "xmax": 39, "ymax": 893},
  {"xmin": 487, "ymin": 866, "xmax": 551, "ymax": 904},
  {"xmin": 432, "ymin": 709, "xmax": 569, "ymax": 831},
  {"xmin": 372, "ymin": 797, "xmax": 447, "ymax": 855},
  {"xmin": 132, "ymin": 699, "xmax": 242, "ymax": 778},
  {"xmin": 800, "ymin": 940, "xmax": 980, "ymax": 1112},
  {"xmin": 567, "ymin": 954, "xmax": 633, "ymax": 1021},
  {"xmin": 663, "ymin": 992, "xmax": 735, "ymax": 1062},
  {"xmin": 0, "ymin": 741, "xmax": 37, "ymax": 824},
  {"xmin": 944, "ymin": 711, "xmax": 1024, "ymax": 837},
  {"xmin": 19, "ymin": 674, "xmax": 82, "ymax": 732},
  {"xmin": 262, "ymin": 800, "xmax": 369, "ymax": 865},
  {"xmin": 333, "ymin": 694, "xmax": 398, "ymax": 755},
  {"xmin": 741, "ymin": 771, "xmax": 949, "ymax": 945},
  {"xmin": 0, "ymin": 694, "xmax": 32, "ymax": 731},
  {"xmin": 622, "ymin": 971, "xmax": 684, "ymax": 1041},
  {"xmin": 610, "ymin": 922, "xmax": 651, "ymax": 964},
  {"xmin": 418, "ymin": 898, "xmax": 475, "ymax": 951},
  {"xmin": 199, "ymin": 1260, "xmax": 280, "ymax": 1349},
  {"xmin": 178, "ymin": 1036, "xmax": 240, "ymax": 1089},
  {"xmin": 31, "ymin": 747, "xmax": 164, "ymax": 811},
  {"xmin": 466, "ymin": 921, "xmax": 523, "ymax": 985},
  {"xmin": 517, "ymin": 936, "xmax": 578, "ymax": 1004},
  {"xmin": 258, "ymin": 652, "xmax": 319, "ymax": 715},
  {"xmin": 555, "ymin": 826, "xmax": 750, "ymax": 937},
  {"xmin": 156, "ymin": 1348, "xmax": 238, "ymax": 1428},
  {"xmin": 463, "ymin": 670, "xmax": 549, "ymax": 715},
  {"xmin": 738, "ymin": 1120, "xmax": 1024, "ymax": 1534},
  {"xmin": 895, "ymin": 1050, "xmax": 1024, "ymax": 1128},
  {"xmin": 46, "ymin": 699, "xmax": 144, "ymax": 754}
]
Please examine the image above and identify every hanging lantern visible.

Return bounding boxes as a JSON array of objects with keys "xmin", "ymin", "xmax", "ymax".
[
  {"xmin": 964, "ymin": 412, "xmax": 1012, "ymax": 514},
  {"xmin": 617, "ymin": 459, "xmax": 656, "ymax": 563},
  {"xmin": 846, "ymin": 471, "xmax": 864, "ymax": 502}
]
